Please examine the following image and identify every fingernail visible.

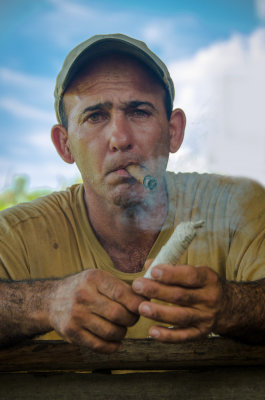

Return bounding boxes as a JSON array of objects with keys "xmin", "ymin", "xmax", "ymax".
[
  {"xmin": 151, "ymin": 268, "xmax": 162, "ymax": 279},
  {"xmin": 133, "ymin": 281, "xmax": 144, "ymax": 293},
  {"xmin": 150, "ymin": 328, "xmax": 160, "ymax": 338},
  {"xmin": 140, "ymin": 304, "xmax": 151, "ymax": 316}
]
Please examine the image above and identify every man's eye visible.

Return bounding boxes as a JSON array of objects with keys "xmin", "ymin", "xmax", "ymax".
[
  {"xmin": 130, "ymin": 109, "xmax": 150, "ymax": 118},
  {"xmin": 86, "ymin": 112, "xmax": 107, "ymax": 123}
]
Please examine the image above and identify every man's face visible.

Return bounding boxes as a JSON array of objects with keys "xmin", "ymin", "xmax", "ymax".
[{"xmin": 63, "ymin": 55, "xmax": 172, "ymax": 207}]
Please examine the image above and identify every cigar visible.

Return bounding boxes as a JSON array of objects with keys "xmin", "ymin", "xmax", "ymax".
[
  {"xmin": 144, "ymin": 220, "xmax": 205, "ymax": 279},
  {"xmin": 126, "ymin": 165, "xmax": 157, "ymax": 191}
]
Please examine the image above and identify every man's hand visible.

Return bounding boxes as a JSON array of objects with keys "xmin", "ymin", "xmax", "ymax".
[
  {"xmin": 49, "ymin": 270, "xmax": 144, "ymax": 353},
  {"xmin": 132, "ymin": 264, "xmax": 223, "ymax": 342}
]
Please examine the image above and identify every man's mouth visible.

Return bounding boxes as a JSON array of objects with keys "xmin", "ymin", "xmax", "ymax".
[
  {"xmin": 112, "ymin": 168, "xmax": 130, "ymax": 177},
  {"xmin": 108, "ymin": 162, "xmax": 138, "ymax": 177}
]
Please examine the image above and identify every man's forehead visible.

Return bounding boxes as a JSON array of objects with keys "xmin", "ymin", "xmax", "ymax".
[
  {"xmin": 80, "ymin": 100, "xmax": 157, "ymax": 112},
  {"xmin": 65, "ymin": 52, "xmax": 165, "ymax": 95}
]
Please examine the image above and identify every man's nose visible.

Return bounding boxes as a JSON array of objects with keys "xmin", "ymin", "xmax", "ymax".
[{"xmin": 108, "ymin": 113, "xmax": 133, "ymax": 152}]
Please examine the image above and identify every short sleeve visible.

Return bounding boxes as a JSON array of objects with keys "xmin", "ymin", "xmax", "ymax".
[
  {"xmin": 226, "ymin": 179, "xmax": 265, "ymax": 281},
  {"xmin": 0, "ymin": 208, "xmax": 31, "ymax": 281}
]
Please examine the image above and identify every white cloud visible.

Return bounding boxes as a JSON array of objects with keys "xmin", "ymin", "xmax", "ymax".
[
  {"xmin": 26, "ymin": 130, "xmax": 54, "ymax": 151},
  {"xmin": 255, "ymin": 0, "xmax": 265, "ymax": 20},
  {"xmin": 168, "ymin": 28, "xmax": 265, "ymax": 186},
  {"xmin": 37, "ymin": 0, "xmax": 134, "ymax": 48},
  {"xmin": 141, "ymin": 14, "xmax": 199, "ymax": 60},
  {"xmin": 31, "ymin": 0, "xmax": 200, "ymax": 62},
  {"xmin": 167, "ymin": 146, "xmax": 207, "ymax": 174},
  {"xmin": 0, "ymin": 68, "xmax": 54, "ymax": 104},
  {"xmin": 0, "ymin": 97, "xmax": 54, "ymax": 122},
  {"xmin": 0, "ymin": 68, "xmax": 53, "ymax": 91},
  {"xmin": 0, "ymin": 67, "xmax": 55, "ymax": 129}
]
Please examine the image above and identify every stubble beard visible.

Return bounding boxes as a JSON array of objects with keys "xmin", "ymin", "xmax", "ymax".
[{"xmin": 110, "ymin": 182, "xmax": 147, "ymax": 210}]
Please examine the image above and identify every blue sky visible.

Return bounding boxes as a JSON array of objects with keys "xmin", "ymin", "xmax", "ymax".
[{"xmin": 0, "ymin": 0, "xmax": 265, "ymax": 190}]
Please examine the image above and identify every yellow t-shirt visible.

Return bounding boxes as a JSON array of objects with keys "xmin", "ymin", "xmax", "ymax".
[{"xmin": 0, "ymin": 172, "xmax": 264, "ymax": 339}]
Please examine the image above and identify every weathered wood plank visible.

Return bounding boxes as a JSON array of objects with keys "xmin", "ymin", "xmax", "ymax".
[{"xmin": 0, "ymin": 337, "xmax": 265, "ymax": 372}]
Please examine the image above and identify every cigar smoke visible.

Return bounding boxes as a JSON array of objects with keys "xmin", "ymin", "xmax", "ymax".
[{"xmin": 126, "ymin": 165, "xmax": 157, "ymax": 191}]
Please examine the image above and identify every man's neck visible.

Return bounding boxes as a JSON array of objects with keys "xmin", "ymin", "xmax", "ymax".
[{"xmin": 83, "ymin": 182, "xmax": 168, "ymax": 273}]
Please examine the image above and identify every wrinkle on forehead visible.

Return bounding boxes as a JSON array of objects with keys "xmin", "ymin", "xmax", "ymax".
[{"xmin": 65, "ymin": 53, "xmax": 165, "ymax": 97}]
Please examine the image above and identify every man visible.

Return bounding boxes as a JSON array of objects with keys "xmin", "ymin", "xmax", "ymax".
[{"xmin": 0, "ymin": 34, "xmax": 264, "ymax": 353}]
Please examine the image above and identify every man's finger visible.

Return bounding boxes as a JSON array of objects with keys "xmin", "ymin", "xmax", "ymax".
[
  {"xmin": 88, "ymin": 270, "xmax": 144, "ymax": 314},
  {"xmin": 149, "ymin": 264, "xmax": 210, "ymax": 288},
  {"xmin": 148, "ymin": 325, "xmax": 206, "ymax": 343},
  {"xmin": 138, "ymin": 301, "xmax": 212, "ymax": 327},
  {"xmin": 83, "ymin": 313, "xmax": 127, "ymax": 341},
  {"xmin": 132, "ymin": 278, "xmax": 203, "ymax": 305},
  {"xmin": 64, "ymin": 325, "xmax": 122, "ymax": 354},
  {"xmin": 92, "ymin": 292, "xmax": 140, "ymax": 327}
]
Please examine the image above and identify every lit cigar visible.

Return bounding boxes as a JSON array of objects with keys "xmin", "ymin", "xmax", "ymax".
[{"xmin": 126, "ymin": 165, "xmax": 157, "ymax": 191}]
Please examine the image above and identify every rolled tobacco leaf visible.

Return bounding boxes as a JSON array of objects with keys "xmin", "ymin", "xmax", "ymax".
[
  {"xmin": 144, "ymin": 220, "xmax": 205, "ymax": 279},
  {"xmin": 126, "ymin": 165, "xmax": 157, "ymax": 191}
]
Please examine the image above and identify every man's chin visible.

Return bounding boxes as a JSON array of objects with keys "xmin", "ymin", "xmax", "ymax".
[
  {"xmin": 110, "ymin": 184, "xmax": 145, "ymax": 209},
  {"xmin": 113, "ymin": 196, "xmax": 142, "ymax": 209}
]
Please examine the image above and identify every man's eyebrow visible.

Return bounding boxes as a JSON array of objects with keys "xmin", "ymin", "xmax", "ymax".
[
  {"xmin": 81, "ymin": 102, "xmax": 113, "ymax": 114},
  {"xmin": 122, "ymin": 101, "xmax": 157, "ymax": 111},
  {"xmin": 78, "ymin": 102, "xmax": 112, "ymax": 123}
]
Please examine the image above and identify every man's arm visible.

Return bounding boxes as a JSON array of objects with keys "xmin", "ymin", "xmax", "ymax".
[
  {"xmin": 0, "ymin": 269, "xmax": 143, "ymax": 353},
  {"xmin": 132, "ymin": 264, "xmax": 265, "ymax": 344}
]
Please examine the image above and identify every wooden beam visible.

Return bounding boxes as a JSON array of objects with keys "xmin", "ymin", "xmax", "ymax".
[{"xmin": 0, "ymin": 337, "xmax": 265, "ymax": 372}]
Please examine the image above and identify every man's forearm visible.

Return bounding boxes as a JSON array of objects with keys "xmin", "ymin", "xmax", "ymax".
[
  {"xmin": 133, "ymin": 264, "xmax": 265, "ymax": 345},
  {"xmin": 0, "ymin": 279, "xmax": 57, "ymax": 346},
  {"xmin": 0, "ymin": 270, "xmax": 143, "ymax": 352},
  {"xmin": 214, "ymin": 278, "xmax": 265, "ymax": 344}
]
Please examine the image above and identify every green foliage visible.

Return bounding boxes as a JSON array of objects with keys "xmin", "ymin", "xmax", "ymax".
[{"xmin": 0, "ymin": 176, "xmax": 52, "ymax": 211}]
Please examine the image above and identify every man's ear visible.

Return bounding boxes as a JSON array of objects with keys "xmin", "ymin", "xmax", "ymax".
[
  {"xmin": 51, "ymin": 125, "xmax": 75, "ymax": 164},
  {"xmin": 168, "ymin": 108, "xmax": 186, "ymax": 153}
]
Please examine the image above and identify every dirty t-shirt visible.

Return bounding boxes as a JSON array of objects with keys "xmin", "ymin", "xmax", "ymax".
[{"xmin": 0, "ymin": 172, "xmax": 264, "ymax": 339}]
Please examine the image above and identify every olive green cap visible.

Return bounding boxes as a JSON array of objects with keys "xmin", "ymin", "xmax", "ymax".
[{"xmin": 54, "ymin": 33, "xmax": 175, "ymax": 124}]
